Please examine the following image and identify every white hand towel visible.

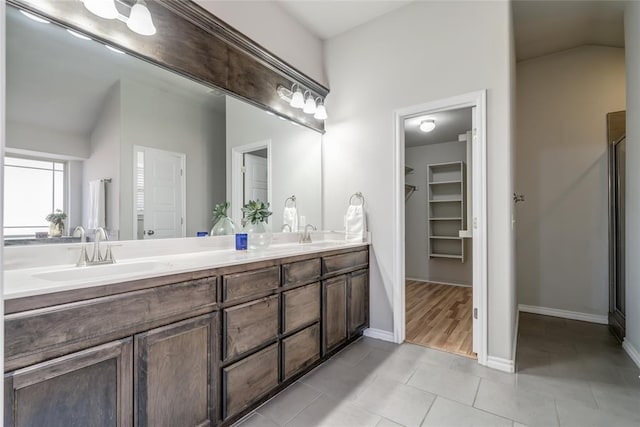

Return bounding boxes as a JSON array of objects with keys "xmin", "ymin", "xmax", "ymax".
[
  {"xmin": 345, "ymin": 204, "xmax": 366, "ymax": 242},
  {"xmin": 283, "ymin": 206, "xmax": 298, "ymax": 232},
  {"xmin": 88, "ymin": 180, "xmax": 106, "ymax": 230}
]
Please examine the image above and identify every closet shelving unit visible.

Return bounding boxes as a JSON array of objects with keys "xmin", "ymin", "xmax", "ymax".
[{"xmin": 427, "ymin": 161, "xmax": 465, "ymax": 261}]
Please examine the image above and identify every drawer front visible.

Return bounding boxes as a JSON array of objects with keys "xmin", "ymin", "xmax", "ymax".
[
  {"xmin": 282, "ymin": 283, "xmax": 320, "ymax": 333},
  {"xmin": 222, "ymin": 266, "xmax": 280, "ymax": 303},
  {"xmin": 282, "ymin": 323, "xmax": 320, "ymax": 380},
  {"xmin": 282, "ymin": 258, "xmax": 321, "ymax": 286},
  {"xmin": 5, "ymin": 277, "xmax": 217, "ymax": 363},
  {"xmin": 222, "ymin": 343, "xmax": 278, "ymax": 420},
  {"xmin": 323, "ymin": 250, "xmax": 368, "ymax": 275},
  {"xmin": 223, "ymin": 295, "xmax": 279, "ymax": 360}
]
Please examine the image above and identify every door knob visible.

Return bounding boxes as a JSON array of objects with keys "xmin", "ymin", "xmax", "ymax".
[
  {"xmin": 147, "ymin": 230, "xmax": 155, "ymax": 235},
  {"xmin": 513, "ymin": 193, "xmax": 525, "ymax": 203}
]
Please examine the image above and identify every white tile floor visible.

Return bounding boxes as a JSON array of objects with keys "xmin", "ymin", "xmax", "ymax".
[{"xmin": 234, "ymin": 313, "xmax": 640, "ymax": 427}]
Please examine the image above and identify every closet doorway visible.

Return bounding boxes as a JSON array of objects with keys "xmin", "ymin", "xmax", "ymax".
[
  {"xmin": 404, "ymin": 108, "xmax": 475, "ymax": 358},
  {"xmin": 393, "ymin": 91, "xmax": 488, "ymax": 365}
]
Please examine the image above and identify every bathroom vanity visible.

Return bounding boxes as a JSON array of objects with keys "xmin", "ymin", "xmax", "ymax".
[{"xmin": 3, "ymin": 240, "xmax": 369, "ymax": 426}]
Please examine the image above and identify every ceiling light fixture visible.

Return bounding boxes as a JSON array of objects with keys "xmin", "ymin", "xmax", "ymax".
[
  {"xmin": 419, "ymin": 119, "xmax": 436, "ymax": 133},
  {"xmin": 82, "ymin": 0, "xmax": 157, "ymax": 36},
  {"xmin": 19, "ymin": 10, "xmax": 50, "ymax": 24},
  {"xmin": 67, "ymin": 29, "xmax": 92, "ymax": 40},
  {"xmin": 276, "ymin": 84, "xmax": 328, "ymax": 121}
]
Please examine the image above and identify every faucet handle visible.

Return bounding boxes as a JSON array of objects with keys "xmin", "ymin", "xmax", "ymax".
[{"xmin": 104, "ymin": 245, "xmax": 116, "ymax": 263}]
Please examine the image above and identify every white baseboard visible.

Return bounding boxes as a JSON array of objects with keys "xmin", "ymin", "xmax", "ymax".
[
  {"xmin": 623, "ymin": 339, "xmax": 640, "ymax": 369},
  {"xmin": 487, "ymin": 356, "xmax": 515, "ymax": 373},
  {"xmin": 518, "ymin": 304, "xmax": 608, "ymax": 325},
  {"xmin": 363, "ymin": 328, "xmax": 395, "ymax": 342},
  {"xmin": 406, "ymin": 278, "xmax": 471, "ymax": 288},
  {"xmin": 512, "ymin": 306, "xmax": 520, "ymax": 362}
]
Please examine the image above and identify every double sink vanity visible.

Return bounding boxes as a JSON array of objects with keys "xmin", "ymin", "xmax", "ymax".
[{"xmin": 4, "ymin": 233, "xmax": 370, "ymax": 426}]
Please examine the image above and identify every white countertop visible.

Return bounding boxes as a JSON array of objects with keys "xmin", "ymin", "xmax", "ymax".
[{"xmin": 4, "ymin": 232, "xmax": 369, "ymax": 300}]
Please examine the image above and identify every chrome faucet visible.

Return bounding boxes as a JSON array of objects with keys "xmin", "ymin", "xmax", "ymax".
[
  {"xmin": 73, "ymin": 226, "xmax": 90, "ymax": 267},
  {"xmin": 281, "ymin": 224, "xmax": 292, "ymax": 232},
  {"xmin": 90, "ymin": 227, "xmax": 116, "ymax": 265},
  {"xmin": 300, "ymin": 224, "xmax": 317, "ymax": 244}
]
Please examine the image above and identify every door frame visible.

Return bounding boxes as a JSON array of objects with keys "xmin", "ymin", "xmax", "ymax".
[
  {"xmin": 392, "ymin": 90, "xmax": 488, "ymax": 366},
  {"xmin": 230, "ymin": 140, "xmax": 272, "ymax": 226},
  {"xmin": 132, "ymin": 145, "xmax": 187, "ymax": 240}
]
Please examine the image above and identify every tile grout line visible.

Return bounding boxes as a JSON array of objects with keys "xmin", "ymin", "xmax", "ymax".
[
  {"xmin": 553, "ymin": 399, "xmax": 561, "ymax": 427},
  {"xmin": 472, "ymin": 377, "xmax": 482, "ymax": 407},
  {"xmin": 419, "ymin": 394, "xmax": 438, "ymax": 426},
  {"xmin": 279, "ymin": 391, "xmax": 324, "ymax": 427}
]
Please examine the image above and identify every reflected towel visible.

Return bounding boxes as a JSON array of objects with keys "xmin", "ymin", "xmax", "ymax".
[
  {"xmin": 283, "ymin": 206, "xmax": 298, "ymax": 232},
  {"xmin": 88, "ymin": 180, "xmax": 106, "ymax": 229},
  {"xmin": 345, "ymin": 204, "xmax": 366, "ymax": 242}
]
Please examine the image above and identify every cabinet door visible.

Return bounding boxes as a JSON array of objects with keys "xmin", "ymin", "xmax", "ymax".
[
  {"xmin": 4, "ymin": 338, "xmax": 132, "ymax": 427},
  {"xmin": 323, "ymin": 275, "xmax": 347, "ymax": 353},
  {"xmin": 134, "ymin": 314, "xmax": 215, "ymax": 427},
  {"xmin": 349, "ymin": 270, "xmax": 368, "ymax": 337}
]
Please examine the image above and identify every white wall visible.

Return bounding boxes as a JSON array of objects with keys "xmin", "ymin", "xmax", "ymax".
[
  {"xmin": 6, "ymin": 120, "xmax": 90, "ymax": 159},
  {"xmin": 624, "ymin": 2, "xmax": 640, "ymax": 360},
  {"xmin": 84, "ymin": 82, "xmax": 121, "ymax": 234},
  {"xmin": 323, "ymin": 1, "xmax": 515, "ymax": 359},
  {"xmin": 225, "ymin": 96, "xmax": 322, "ymax": 232},
  {"xmin": 516, "ymin": 46, "xmax": 625, "ymax": 317},
  {"xmin": 193, "ymin": 0, "xmax": 327, "ymax": 86},
  {"xmin": 119, "ymin": 79, "xmax": 226, "ymax": 239},
  {"xmin": 405, "ymin": 141, "xmax": 472, "ymax": 286}
]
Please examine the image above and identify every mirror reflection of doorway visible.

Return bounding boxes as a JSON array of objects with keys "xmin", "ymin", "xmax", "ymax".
[
  {"xmin": 608, "ymin": 110, "xmax": 626, "ymax": 341},
  {"xmin": 231, "ymin": 141, "xmax": 272, "ymax": 226},
  {"xmin": 243, "ymin": 150, "xmax": 268, "ymax": 204},
  {"xmin": 133, "ymin": 146, "xmax": 186, "ymax": 240}
]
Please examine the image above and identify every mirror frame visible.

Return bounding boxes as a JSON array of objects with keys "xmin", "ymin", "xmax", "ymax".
[{"xmin": 8, "ymin": 0, "xmax": 329, "ymax": 133}]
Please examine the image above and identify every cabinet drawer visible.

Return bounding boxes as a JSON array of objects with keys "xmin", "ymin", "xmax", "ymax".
[
  {"xmin": 282, "ymin": 283, "xmax": 320, "ymax": 333},
  {"xmin": 322, "ymin": 250, "xmax": 368, "ymax": 275},
  {"xmin": 282, "ymin": 258, "xmax": 321, "ymax": 286},
  {"xmin": 223, "ymin": 295, "xmax": 278, "ymax": 360},
  {"xmin": 222, "ymin": 266, "xmax": 280, "ymax": 303},
  {"xmin": 222, "ymin": 343, "xmax": 278, "ymax": 420},
  {"xmin": 5, "ymin": 277, "xmax": 217, "ymax": 367},
  {"xmin": 282, "ymin": 323, "xmax": 320, "ymax": 380}
]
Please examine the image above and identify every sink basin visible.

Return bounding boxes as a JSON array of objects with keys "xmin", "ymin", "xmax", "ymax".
[{"xmin": 33, "ymin": 261, "xmax": 166, "ymax": 282}]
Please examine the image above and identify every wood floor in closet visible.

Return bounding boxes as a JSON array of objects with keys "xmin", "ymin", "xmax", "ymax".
[{"xmin": 405, "ymin": 280, "xmax": 476, "ymax": 358}]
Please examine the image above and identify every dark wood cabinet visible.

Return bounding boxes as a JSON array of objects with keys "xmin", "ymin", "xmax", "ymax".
[
  {"xmin": 323, "ymin": 275, "xmax": 348, "ymax": 353},
  {"xmin": 134, "ymin": 314, "xmax": 216, "ymax": 427},
  {"xmin": 349, "ymin": 270, "xmax": 369, "ymax": 337},
  {"xmin": 5, "ymin": 245, "xmax": 369, "ymax": 427},
  {"xmin": 4, "ymin": 338, "xmax": 132, "ymax": 427}
]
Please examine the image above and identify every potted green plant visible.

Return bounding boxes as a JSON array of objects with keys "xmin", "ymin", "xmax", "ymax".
[
  {"xmin": 210, "ymin": 202, "xmax": 236, "ymax": 236},
  {"xmin": 241, "ymin": 200, "xmax": 273, "ymax": 249},
  {"xmin": 45, "ymin": 209, "xmax": 67, "ymax": 237}
]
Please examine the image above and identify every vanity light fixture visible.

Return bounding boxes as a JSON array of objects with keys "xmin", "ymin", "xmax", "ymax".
[
  {"xmin": 420, "ymin": 119, "xmax": 436, "ymax": 133},
  {"xmin": 19, "ymin": 10, "xmax": 50, "ymax": 24},
  {"xmin": 67, "ymin": 29, "xmax": 92, "ymax": 41},
  {"xmin": 81, "ymin": 0, "xmax": 157, "ymax": 36},
  {"xmin": 276, "ymin": 84, "xmax": 328, "ymax": 121},
  {"xmin": 303, "ymin": 91, "xmax": 317, "ymax": 114}
]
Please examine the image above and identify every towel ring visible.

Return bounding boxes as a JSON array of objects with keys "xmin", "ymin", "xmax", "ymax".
[
  {"xmin": 285, "ymin": 195, "xmax": 296, "ymax": 208},
  {"xmin": 349, "ymin": 192, "xmax": 365, "ymax": 207}
]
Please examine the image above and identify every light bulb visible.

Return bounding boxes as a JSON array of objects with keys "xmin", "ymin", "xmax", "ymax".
[
  {"xmin": 290, "ymin": 87, "xmax": 305, "ymax": 109},
  {"xmin": 105, "ymin": 44, "xmax": 125, "ymax": 54},
  {"xmin": 67, "ymin": 29, "xmax": 92, "ymax": 41},
  {"xmin": 303, "ymin": 93, "xmax": 317, "ymax": 114},
  {"xmin": 314, "ymin": 103, "xmax": 328, "ymax": 120},
  {"xmin": 83, "ymin": 0, "xmax": 118, "ymax": 20},
  {"xmin": 127, "ymin": 0, "xmax": 157, "ymax": 36},
  {"xmin": 420, "ymin": 119, "xmax": 436, "ymax": 132}
]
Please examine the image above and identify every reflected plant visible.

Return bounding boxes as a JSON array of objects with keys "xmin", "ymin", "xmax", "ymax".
[
  {"xmin": 241, "ymin": 200, "xmax": 272, "ymax": 225},
  {"xmin": 212, "ymin": 202, "xmax": 231, "ymax": 224},
  {"xmin": 45, "ymin": 209, "xmax": 67, "ymax": 226}
]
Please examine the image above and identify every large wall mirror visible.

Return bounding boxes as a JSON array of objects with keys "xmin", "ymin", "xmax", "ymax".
[{"xmin": 4, "ymin": 5, "xmax": 323, "ymax": 245}]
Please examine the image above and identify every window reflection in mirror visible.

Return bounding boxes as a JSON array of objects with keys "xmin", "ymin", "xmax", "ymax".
[{"xmin": 4, "ymin": 5, "xmax": 322, "ymax": 246}]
